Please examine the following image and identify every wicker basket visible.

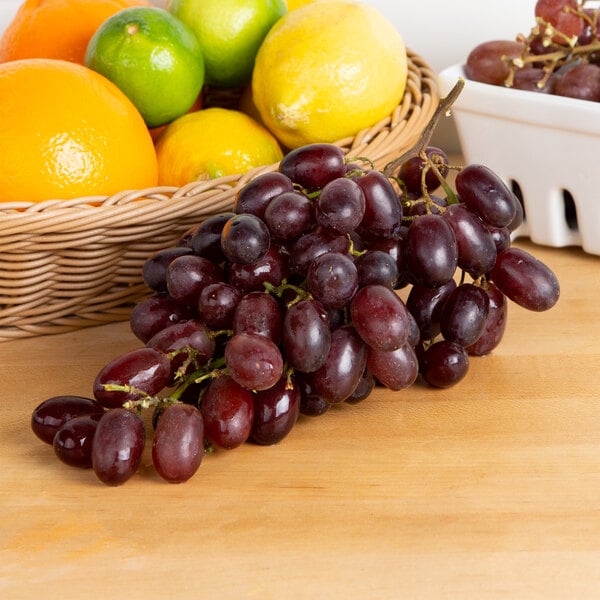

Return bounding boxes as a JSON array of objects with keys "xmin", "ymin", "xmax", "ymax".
[{"xmin": 0, "ymin": 50, "xmax": 439, "ymax": 342}]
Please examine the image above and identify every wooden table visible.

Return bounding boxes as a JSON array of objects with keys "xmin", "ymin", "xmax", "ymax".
[{"xmin": 1, "ymin": 240, "xmax": 599, "ymax": 599}]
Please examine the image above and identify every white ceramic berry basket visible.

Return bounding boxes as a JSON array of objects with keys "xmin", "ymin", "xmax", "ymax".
[{"xmin": 438, "ymin": 62, "xmax": 600, "ymax": 256}]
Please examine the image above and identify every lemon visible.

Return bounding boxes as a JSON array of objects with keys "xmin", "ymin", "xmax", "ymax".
[
  {"xmin": 252, "ymin": 0, "xmax": 408, "ymax": 149},
  {"xmin": 167, "ymin": 0, "xmax": 287, "ymax": 88},
  {"xmin": 85, "ymin": 6, "xmax": 204, "ymax": 128},
  {"xmin": 286, "ymin": 0, "xmax": 313, "ymax": 9},
  {"xmin": 155, "ymin": 107, "xmax": 284, "ymax": 185}
]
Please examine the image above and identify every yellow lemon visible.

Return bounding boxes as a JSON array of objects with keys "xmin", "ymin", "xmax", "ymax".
[
  {"xmin": 286, "ymin": 0, "xmax": 313, "ymax": 9},
  {"xmin": 252, "ymin": 0, "xmax": 408, "ymax": 149},
  {"xmin": 155, "ymin": 107, "xmax": 284, "ymax": 186}
]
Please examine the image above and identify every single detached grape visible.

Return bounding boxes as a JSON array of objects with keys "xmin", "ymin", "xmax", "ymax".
[
  {"xmin": 152, "ymin": 403, "xmax": 204, "ymax": 483},
  {"xmin": 91, "ymin": 408, "xmax": 145, "ymax": 486}
]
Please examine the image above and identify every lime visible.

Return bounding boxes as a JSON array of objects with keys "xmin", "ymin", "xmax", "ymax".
[
  {"xmin": 167, "ymin": 0, "xmax": 286, "ymax": 89},
  {"xmin": 85, "ymin": 6, "xmax": 205, "ymax": 128},
  {"xmin": 155, "ymin": 107, "xmax": 284, "ymax": 185}
]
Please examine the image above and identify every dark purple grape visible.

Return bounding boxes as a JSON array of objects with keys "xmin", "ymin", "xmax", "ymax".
[
  {"xmin": 232, "ymin": 291, "xmax": 283, "ymax": 343},
  {"xmin": 367, "ymin": 343, "xmax": 419, "ymax": 391},
  {"xmin": 197, "ymin": 282, "xmax": 242, "ymax": 329},
  {"xmin": 130, "ymin": 293, "xmax": 195, "ymax": 344},
  {"xmin": 142, "ymin": 246, "xmax": 194, "ymax": 292},
  {"xmin": 420, "ymin": 340, "xmax": 469, "ymax": 388},
  {"xmin": 488, "ymin": 225, "xmax": 512, "ymax": 253},
  {"xmin": 31, "ymin": 395, "xmax": 104, "ymax": 445},
  {"xmin": 289, "ymin": 227, "xmax": 350, "ymax": 275},
  {"xmin": 227, "ymin": 244, "xmax": 290, "ymax": 293},
  {"xmin": 190, "ymin": 212, "xmax": 234, "ymax": 263},
  {"xmin": 224, "ymin": 332, "xmax": 283, "ymax": 391},
  {"xmin": 355, "ymin": 170, "xmax": 403, "ymax": 240},
  {"xmin": 278, "ymin": 143, "xmax": 346, "ymax": 191},
  {"xmin": 440, "ymin": 283, "xmax": 490, "ymax": 347},
  {"xmin": 152, "ymin": 403, "xmax": 204, "ymax": 483},
  {"xmin": 220, "ymin": 213, "xmax": 271, "ymax": 266},
  {"xmin": 235, "ymin": 171, "xmax": 294, "ymax": 219},
  {"xmin": 251, "ymin": 375, "xmax": 301, "ymax": 445},
  {"xmin": 166, "ymin": 254, "xmax": 224, "ymax": 306},
  {"xmin": 405, "ymin": 214, "xmax": 458, "ymax": 287},
  {"xmin": 316, "ymin": 177, "xmax": 366, "ymax": 234},
  {"xmin": 297, "ymin": 373, "xmax": 331, "ymax": 416},
  {"xmin": 92, "ymin": 408, "xmax": 145, "ymax": 486},
  {"xmin": 282, "ymin": 299, "xmax": 331, "ymax": 373},
  {"xmin": 309, "ymin": 325, "xmax": 368, "ymax": 403},
  {"xmin": 508, "ymin": 195, "xmax": 524, "ymax": 232},
  {"xmin": 355, "ymin": 250, "xmax": 399, "ymax": 289},
  {"xmin": 465, "ymin": 40, "xmax": 525, "ymax": 86},
  {"xmin": 455, "ymin": 164, "xmax": 518, "ymax": 228},
  {"xmin": 53, "ymin": 414, "xmax": 102, "ymax": 468},
  {"xmin": 306, "ymin": 252, "xmax": 359, "ymax": 309},
  {"xmin": 201, "ymin": 375, "xmax": 254, "ymax": 449},
  {"xmin": 350, "ymin": 284, "xmax": 410, "ymax": 351},
  {"xmin": 345, "ymin": 369, "xmax": 375, "ymax": 404},
  {"xmin": 264, "ymin": 190, "xmax": 314, "ymax": 240},
  {"xmin": 406, "ymin": 279, "xmax": 457, "ymax": 341},
  {"xmin": 146, "ymin": 319, "xmax": 215, "ymax": 381},
  {"xmin": 93, "ymin": 347, "xmax": 172, "ymax": 409},
  {"xmin": 466, "ymin": 283, "xmax": 508, "ymax": 356},
  {"xmin": 398, "ymin": 147, "xmax": 449, "ymax": 196},
  {"xmin": 489, "ymin": 247, "xmax": 560, "ymax": 311},
  {"xmin": 443, "ymin": 203, "xmax": 497, "ymax": 277},
  {"xmin": 554, "ymin": 63, "xmax": 600, "ymax": 101},
  {"xmin": 367, "ymin": 235, "xmax": 408, "ymax": 287}
]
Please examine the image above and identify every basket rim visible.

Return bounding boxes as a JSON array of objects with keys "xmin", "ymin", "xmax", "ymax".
[{"xmin": 0, "ymin": 49, "xmax": 439, "ymax": 216}]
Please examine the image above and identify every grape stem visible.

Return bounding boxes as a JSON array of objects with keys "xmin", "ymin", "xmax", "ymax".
[{"xmin": 382, "ymin": 78, "xmax": 465, "ymax": 179}]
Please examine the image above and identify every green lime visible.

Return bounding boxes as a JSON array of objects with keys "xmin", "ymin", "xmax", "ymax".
[
  {"xmin": 85, "ymin": 6, "xmax": 205, "ymax": 128},
  {"xmin": 168, "ymin": 0, "xmax": 286, "ymax": 89}
]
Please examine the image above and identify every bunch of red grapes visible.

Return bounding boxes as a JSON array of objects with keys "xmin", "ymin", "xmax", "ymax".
[
  {"xmin": 31, "ymin": 137, "xmax": 560, "ymax": 487},
  {"xmin": 466, "ymin": 0, "xmax": 600, "ymax": 101}
]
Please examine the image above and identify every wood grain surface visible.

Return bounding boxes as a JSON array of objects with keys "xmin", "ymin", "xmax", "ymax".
[{"xmin": 1, "ymin": 240, "xmax": 599, "ymax": 599}]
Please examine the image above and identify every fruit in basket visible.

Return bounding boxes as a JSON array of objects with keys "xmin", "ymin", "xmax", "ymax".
[
  {"xmin": 154, "ymin": 107, "xmax": 283, "ymax": 185},
  {"xmin": 85, "ymin": 6, "xmax": 205, "ymax": 128},
  {"xmin": 0, "ymin": 58, "xmax": 157, "ymax": 203},
  {"xmin": 0, "ymin": 0, "xmax": 150, "ymax": 65},
  {"xmin": 251, "ymin": 0, "xmax": 408, "ymax": 149},
  {"xmin": 465, "ymin": 0, "xmax": 600, "ymax": 101},
  {"xmin": 167, "ymin": 0, "xmax": 287, "ymax": 88}
]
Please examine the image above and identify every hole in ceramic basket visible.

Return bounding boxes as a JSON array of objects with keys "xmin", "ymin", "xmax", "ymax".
[
  {"xmin": 562, "ymin": 190, "xmax": 578, "ymax": 232},
  {"xmin": 510, "ymin": 179, "xmax": 527, "ymax": 222}
]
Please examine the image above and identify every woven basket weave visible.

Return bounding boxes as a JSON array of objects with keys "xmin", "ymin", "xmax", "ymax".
[{"xmin": 0, "ymin": 50, "xmax": 439, "ymax": 342}]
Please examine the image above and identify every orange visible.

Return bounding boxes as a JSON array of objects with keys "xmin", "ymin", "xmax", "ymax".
[
  {"xmin": 0, "ymin": 0, "xmax": 151, "ymax": 65},
  {"xmin": 0, "ymin": 58, "xmax": 158, "ymax": 203}
]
